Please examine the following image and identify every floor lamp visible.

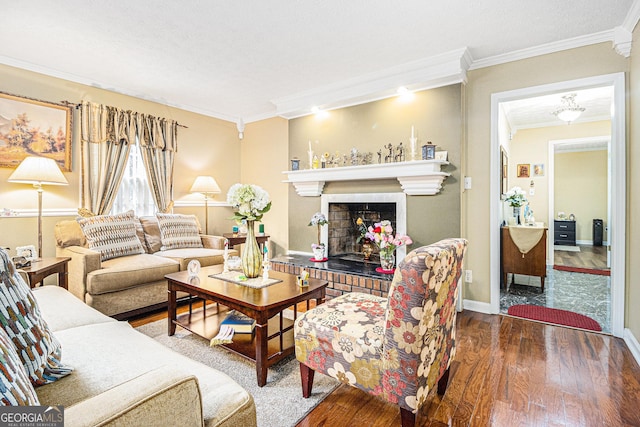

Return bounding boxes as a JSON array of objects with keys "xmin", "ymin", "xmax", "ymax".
[
  {"xmin": 190, "ymin": 176, "xmax": 221, "ymax": 234},
  {"xmin": 8, "ymin": 156, "xmax": 68, "ymax": 259}
]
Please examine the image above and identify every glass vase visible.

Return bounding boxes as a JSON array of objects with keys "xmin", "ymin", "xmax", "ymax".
[
  {"xmin": 513, "ymin": 206, "xmax": 521, "ymax": 225},
  {"xmin": 242, "ymin": 220, "xmax": 262, "ymax": 278},
  {"xmin": 380, "ymin": 251, "xmax": 395, "ymax": 271}
]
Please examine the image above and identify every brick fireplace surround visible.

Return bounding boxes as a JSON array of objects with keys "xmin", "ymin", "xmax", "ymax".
[{"xmin": 270, "ymin": 254, "xmax": 394, "ymax": 299}]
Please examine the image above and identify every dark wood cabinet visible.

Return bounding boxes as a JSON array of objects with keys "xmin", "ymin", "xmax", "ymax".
[
  {"xmin": 554, "ymin": 220, "xmax": 576, "ymax": 246},
  {"xmin": 501, "ymin": 227, "xmax": 547, "ymax": 292}
]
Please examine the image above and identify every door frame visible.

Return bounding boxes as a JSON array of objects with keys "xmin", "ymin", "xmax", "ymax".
[
  {"xmin": 490, "ymin": 72, "xmax": 625, "ymax": 337},
  {"xmin": 547, "ymin": 136, "xmax": 611, "ymax": 266}
]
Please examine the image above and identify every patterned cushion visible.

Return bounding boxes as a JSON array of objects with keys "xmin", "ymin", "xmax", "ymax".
[
  {"xmin": 77, "ymin": 210, "xmax": 145, "ymax": 261},
  {"xmin": 295, "ymin": 292, "xmax": 386, "ymax": 387},
  {"xmin": 0, "ymin": 249, "xmax": 73, "ymax": 387},
  {"xmin": 156, "ymin": 213, "xmax": 203, "ymax": 250},
  {"xmin": 0, "ymin": 326, "xmax": 40, "ymax": 405}
]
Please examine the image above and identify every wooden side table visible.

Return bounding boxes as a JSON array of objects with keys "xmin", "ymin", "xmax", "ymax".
[
  {"xmin": 20, "ymin": 257, "xmax": 71, "ymax": 289},
  {"xmin": 222, "ymin": 233, "xmax": 270, "ymax": 252}
]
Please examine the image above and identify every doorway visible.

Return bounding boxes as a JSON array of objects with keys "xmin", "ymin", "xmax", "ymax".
[{"xmin": 490, "ymin": 73, "xmax": 625, "ymax": 337}]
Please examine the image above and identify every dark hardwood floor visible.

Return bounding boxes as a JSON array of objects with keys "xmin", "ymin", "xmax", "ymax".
[
  {"xmin": 129, "ymin": 306, "xmax": 640, "ymax": 426},
  {"xmin": 554, "ymin": 244, "xmax": 608, "ymax": 270}
]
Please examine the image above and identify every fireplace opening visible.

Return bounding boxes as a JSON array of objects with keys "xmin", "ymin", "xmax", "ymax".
[{"xmin": 328, "ymin": 202, "xmax": 397, "ymax": 262}]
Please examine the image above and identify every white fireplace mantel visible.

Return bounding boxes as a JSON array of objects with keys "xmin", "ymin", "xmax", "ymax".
[{"xmin": 283, "ymin": 160, "xmax": 450, "ymax": 196}]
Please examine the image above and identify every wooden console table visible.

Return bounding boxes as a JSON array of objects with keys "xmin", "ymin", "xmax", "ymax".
[{"xmin": 501, "ymin": 226, "xmax": 547, "ymax": 292}]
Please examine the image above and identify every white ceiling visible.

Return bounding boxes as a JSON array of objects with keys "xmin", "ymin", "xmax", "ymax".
[
  {"xmin": 501, "ymin": 86, "xmax": 615, "ymax": 131},
  {"xmin": 0, "ymin": 1, "xmax": 638, "ymax": 125}
]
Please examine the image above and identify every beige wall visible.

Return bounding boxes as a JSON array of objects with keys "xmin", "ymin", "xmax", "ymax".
[
  {"xmin": 555, "ymin": 150, "xmax": 608, "ymax": 242},
  {"xmin": 240, "ymin": 117, "xmax": 289, "ymax": 257},
  {"xmin": 627, "ymin": 27, "xmax": 640, "ymax": 340},
  {"xmin": 508, "ymin": 121, "xmax": 610, "ymax": 238},
  {"xmin": 465, "ymin": 42, "xmax": 628, "ymax": 304},
  {"xmin": 0, "ymin": 63, "xmax": 241, "ymax": 257},
  {"xmin": 287, "ymin": 85, "xmax": 462, "ymax": 253}
]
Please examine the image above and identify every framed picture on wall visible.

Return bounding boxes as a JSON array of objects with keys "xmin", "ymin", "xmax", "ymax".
[
  {"xmin": 500, "ymin": 147, "xmax": 508, "ymax": 195},
  {"xmin": 517, "ymin": 163, "xmax": 530, "ymax": 178},
  {"xmin": 533, "ymin": 163, "xmax": 545, "ymax": 176},
  {"xmin": 0, "ymin": 92, "xmax": 72, "ymax": 171}
]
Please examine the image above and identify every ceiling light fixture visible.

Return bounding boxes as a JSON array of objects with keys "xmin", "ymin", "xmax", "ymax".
[{"xmin": 552, "ymin": 93, "xmax": 585, "ymax": 123}]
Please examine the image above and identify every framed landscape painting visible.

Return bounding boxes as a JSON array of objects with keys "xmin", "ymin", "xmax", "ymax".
[{"xmin": 0, "ymin": 92, "xmax": 72, "ymax": 171}]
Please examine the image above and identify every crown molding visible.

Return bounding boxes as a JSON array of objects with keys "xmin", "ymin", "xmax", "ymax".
[
  {"xmin": 622, "ymin": 0, "xmax": 640, "ymax": 32},
  {"xmin": 272, "ymin": 48, "xmax": 471, "ymax": 119},
  {"xmin": 614, "ymin": 26, "xmax": 633, "ymax": 57},
  {"xmin": 469, "ymin": 30, "xmax": 616, "ymax": 70},
  {"xmin": 0, "ymin": 55, "xmax": 241, "ymax": 124}
]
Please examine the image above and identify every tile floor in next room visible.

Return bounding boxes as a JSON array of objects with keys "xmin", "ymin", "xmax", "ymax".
[{"xmin": 500, "ymin": 244, "xmax": 611, "ymax": 333}]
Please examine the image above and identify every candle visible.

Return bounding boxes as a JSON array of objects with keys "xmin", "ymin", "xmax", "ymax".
[
  {"xmin": 308, "ymin": 140, "xmax": 312, "ymax": 152},
  {"xmin": 411, "ymin": 125, "xmax": 415, "ymax": 140}
]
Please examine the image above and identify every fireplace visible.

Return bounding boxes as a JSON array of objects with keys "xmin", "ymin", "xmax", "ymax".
[{"xmin": 320, "ymin": 193, "xmax": 407, "ymax": 262}]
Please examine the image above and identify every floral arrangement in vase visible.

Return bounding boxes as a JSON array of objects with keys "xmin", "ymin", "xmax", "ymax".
[
  {"xmin": 355, "ymin": 217, "xmax": 374, "ymax": 260},
  {"xmin": 308, "ymin": 212, "xmax": 328, "ymax": 260},
  {"xmin": 365, "ymin": 220, "xmax": 412, "ymax": 271},
  {"xmin": 504, "ymin": 186, "xmax": 527, "ymax": 225},
  {"xmin": 504, "ymin": 186, "xmax": 527, "ymax": 207},
  {"xmin": 227, "ymin": 184, "xmax": 271, "ymax": 278},
  {"xmin": 227, "ymin": 183, "xmax": 271, "ymax": 222}
]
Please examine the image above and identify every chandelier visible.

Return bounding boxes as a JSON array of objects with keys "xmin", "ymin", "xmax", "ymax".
[{"xmin": 552, "ymin": 93, "xmax": 585, "ymax": 123}]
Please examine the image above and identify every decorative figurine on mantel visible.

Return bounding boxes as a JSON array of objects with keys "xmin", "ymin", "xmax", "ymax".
[
  {"xmin": 377, "ymin": 149, "xmax": 382, "ymax": 164},
  {"xmin": 384, "ymin": 143, "xmax": 394, "ymax": 163},
  {"xmin": 395, "ymin": 142, "xmax": 404, "ymax": 162}
]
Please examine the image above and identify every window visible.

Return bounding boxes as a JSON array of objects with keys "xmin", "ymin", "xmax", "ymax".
[{"xmin": 111, "ymin": 144, "xmax": 156, "ymax": 216}]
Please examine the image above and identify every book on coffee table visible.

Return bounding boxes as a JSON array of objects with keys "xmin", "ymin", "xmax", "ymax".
[{"xmin": 220, "ymin": 310, "xmax": 256, "ymax": 333}]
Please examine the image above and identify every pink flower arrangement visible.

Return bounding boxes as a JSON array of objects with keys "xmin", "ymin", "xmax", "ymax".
[{"xmin": 365, "ymin": 220, "xmax": 412, "ymax": 256}]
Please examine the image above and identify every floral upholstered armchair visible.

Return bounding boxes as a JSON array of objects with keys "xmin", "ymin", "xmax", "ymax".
[{"xmin": 294, "ymin": 238, "xmax": 467, "ymax": 427}]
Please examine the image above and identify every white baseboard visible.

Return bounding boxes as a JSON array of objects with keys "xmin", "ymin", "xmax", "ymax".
[
  {"xmin": 463, "ymin": 299, "xmax": 494, "ymax": 314},
  {"xmin": 623, "ymin": 328, "xmax": 640, "ymax": 367}
]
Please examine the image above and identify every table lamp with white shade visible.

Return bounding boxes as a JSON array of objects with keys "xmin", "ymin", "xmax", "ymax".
[
  {"xmin": 8, "ymin": 156, "xmax": 68, "ymax": 259},
  {"xmin": 189, "ymin": 176, "xmax": 220, "ymax": 234}
]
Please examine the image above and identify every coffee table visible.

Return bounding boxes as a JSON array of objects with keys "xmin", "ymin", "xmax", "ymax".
[{"xmin": 166, "ymin": 265, "xmax": 328, "ymax": 387}]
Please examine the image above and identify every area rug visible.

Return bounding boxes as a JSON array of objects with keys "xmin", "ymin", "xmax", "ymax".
[
  {"xmin": 554, "ymin": 245, "xmax": 581, "ymax": 252},
  {"xmin": 553, "ymin": 265, "xmax": 610, "ymax": 276},
  {"xmin": 135, "ymin": 319, "xmax": 339, "ymax": 427},
  {"xmin": 507, "ymin": 304, "xmax": 602, "ymax": 331}
]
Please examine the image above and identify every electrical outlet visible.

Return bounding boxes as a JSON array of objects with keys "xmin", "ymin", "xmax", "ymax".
[
  {"xmin": 465, "ymin": 270, "xmax": 472, "ymax": 283},
  {"xmin": 464, "ymin": 176, "xmax": 472, "ymax": 190}
]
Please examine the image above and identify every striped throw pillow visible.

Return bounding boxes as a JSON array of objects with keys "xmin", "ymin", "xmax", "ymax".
[
  {"xmin": 156, "ymin": 213, "xmax": 203, "ymax": 250},
  {"xmin": 0, "ymin": 249, "xmax": 73, "ymax": 387},
  {"xmin": 77, "ymin": 210, "xmax": 145, "ymax": 261},
  {"xmin": 0, "ymin": 326, "xmax": 40, "ymax": 405}
]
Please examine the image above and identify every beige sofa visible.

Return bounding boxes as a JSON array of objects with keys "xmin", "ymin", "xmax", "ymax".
[
  {"xmin": 55, "ymin": 216, "xmax": 239, "ymax": 318},
  {"xmin": 33, "ymin": 285, "xmax": 256, "ymax": 426}
]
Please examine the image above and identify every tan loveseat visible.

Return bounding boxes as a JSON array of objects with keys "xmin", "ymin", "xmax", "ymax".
[
  {"xmin": 33, "ymin": 285, "xmax": 256, "ymax": 426},
  {"xmin": 54, "ymin": 216, "xmax": 239, "ymax": 318}
]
